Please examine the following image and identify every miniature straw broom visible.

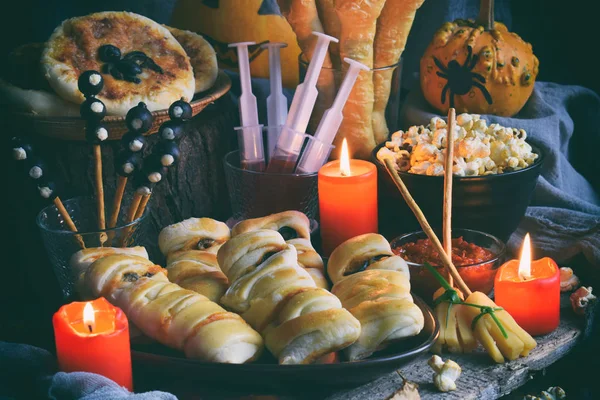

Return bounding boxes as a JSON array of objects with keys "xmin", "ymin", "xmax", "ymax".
[{"xmin": 382, "ymin": 108, "xmax": 537, "ymax": 363}]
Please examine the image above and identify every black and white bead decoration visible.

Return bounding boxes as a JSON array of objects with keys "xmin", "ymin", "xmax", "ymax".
[
  {"xmin": 11, "ymin": 137, "xmax": 33, "ymax": 161},
  {"xmin": 79, "ymin": 70, "xmax": 109, "ymax": 144}
]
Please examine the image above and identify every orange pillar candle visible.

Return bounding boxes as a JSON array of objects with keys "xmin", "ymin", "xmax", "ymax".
[
  {"xmin": 319, "ymin": 139, "xmax": 378, "ymax": 256},
  {"xmin": 494, "ymin": 234, "xmax": 560, "ymax": 336},
  {"xmin": 53, "ymin": 297, "xmax": 133, "ymax": 390}
]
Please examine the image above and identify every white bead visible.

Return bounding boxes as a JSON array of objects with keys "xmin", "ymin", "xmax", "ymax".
[
  {"xmin": 39, "ymin": 186, "xmax": 52, "ymax": 198},
  {"xmin": 89, "ymin": 73, "xmax": 102, "ymax": 86},
  {"xmin": 131, "ymin": 118, "xmax": 143, "ymax": 130},
  {"xmin": 29, "ymin": 166, "xmax": 43, "ymax": 179},
  {"xmin": 91, "ymin": 101, "xmax": 104, "ymax": 113},
  {"xmin": 13, "ymin": 147, "xmax": 26, "ymax": 160},
  {"xmin": 96, "ymin": 127, "xmax": 108, "ymax": 141},
  {"xmin": 123, "ymin": 162, "xmax": 134, "ymax": 174},
  {"xmin": 148, "ymin": 172, "xmax": 162, "ymax": 183},
  {"xmin": 162, "ymin": 127, "xmax": 174, "ymax": 140},
  {"xmin": 161, "ymin": 154, "xmax": 174, "ymax": 166},
  {"xmin": 136, "ymin": 186, "xmax": 151, "ymax": 195},
  {"xmin": 129, "ymin": 139, "xmax": 143, "ymax": 152},
  {"xmin": 172, "ymin": 106, "xmax": 183, "ymax": 118}
]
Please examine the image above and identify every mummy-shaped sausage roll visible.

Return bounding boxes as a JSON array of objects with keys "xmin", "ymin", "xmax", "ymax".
[
  {"xmin": 217, "ymin": 230, "xmax": 361, "ymax": 364},
  {"xmin": 159, "ymin": 217, "xmax": 231, "ymax": 302},
  {"xmin": 328, "ymin": 233, "xmax": 424, "ymax": 360},
  {"xmin": 231, "ymin": 211, "xmax": 328, "ymax": 288},
  {"xmin": 84, "ymin": 254, "xmax": 263, "ymax": 363}
]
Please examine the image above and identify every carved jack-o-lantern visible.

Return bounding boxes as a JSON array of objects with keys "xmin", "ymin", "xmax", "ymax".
[
  {"xmin": 170, "ymin": 0, "xmax": 302, "ymax": 88},
  {"xmin": 420, "ymin": 19, "xmax": 539, "ymax": 117}
]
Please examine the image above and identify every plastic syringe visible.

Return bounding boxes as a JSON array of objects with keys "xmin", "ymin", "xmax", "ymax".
[
  {"xmin": 229, "ymin": 41, "xmax": 265, "ymax": 171},
  {"xmin": 295, "ymin": 58, "xmax": 370, "ymax": 174},
  {"xmin": 261, "ymin": 42, "xmax": 288, "ymax": 162},
  {"xmin": 266, "ymin": 32, "xmax": 338, "ymax": 173}
]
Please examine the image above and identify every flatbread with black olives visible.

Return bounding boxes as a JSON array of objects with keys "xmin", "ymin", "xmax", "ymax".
[
  {"xmin": 42, "ymin": 11, "xmax": 195, "ymax": 116},
  {"xmin": 166, "ymin": 26, "xmax": 218, "ymax": 93}
]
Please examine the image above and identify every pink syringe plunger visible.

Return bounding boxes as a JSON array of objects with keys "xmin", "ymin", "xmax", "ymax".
[{"xmin": 295, "ymin": 58, "xmax": 370, "ymax": 174}]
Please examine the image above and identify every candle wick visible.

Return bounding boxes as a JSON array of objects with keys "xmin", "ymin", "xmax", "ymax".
[
  {"xmin": 88, "ymin": 325, "xmax": 93, "ymax": 333},
  {"xmin": 341, "ymin": 170, "xmax": 350, "ymax": 177}
]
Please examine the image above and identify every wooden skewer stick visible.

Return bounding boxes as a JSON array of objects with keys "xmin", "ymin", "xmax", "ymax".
[
  {"xmin": 134, "ymin": 193, "xmax": 151, "ymax": 220},
  {"xmin": 108, "ymin": 176, "xmax": 128, "ymax": 229},
  {"xmin": 118, "ymin": 190, "xmax": 144, "ymax": 247},
  {"xmin": 383, "ymin": 158, "xmax": 472, "ymax": 296},
  {"xmin": 443, "ymin": 108, "xmax": 456, "ymax": 288},
  {"xmin": 94, "ymin": 145, "xmax": 106, "ymax": 230},
  {"xmin": 53, "ymin": 196, "xmax": 85, "ymax": 249}
]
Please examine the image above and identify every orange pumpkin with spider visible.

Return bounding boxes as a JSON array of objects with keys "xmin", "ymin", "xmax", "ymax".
[{"xmin": 420, "ymin": 18, "xmax": 539, "ymax": 117}]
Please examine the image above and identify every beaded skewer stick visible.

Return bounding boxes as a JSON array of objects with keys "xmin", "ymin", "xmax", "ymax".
[
  {"xmin": 131, "ymin": 99, "xmax": 190, "ymax": 220},
  {"xmin": 11, "ymin": 137, "xmax": 84, "ymax": 249},
  {"xmin": 78, "ymin": 71, "xmax": 108, "ymax": 232},
  {"xmin": 108, "ymin": 102, "xmax": 152, "ymax": 229}
]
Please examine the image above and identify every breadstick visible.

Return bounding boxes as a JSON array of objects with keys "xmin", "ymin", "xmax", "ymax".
[
  {"xmin": 373, "ymin": 0, "xmax": 425, "ymax": 144},
  {"xmin": 333, "ymin": 0, "xmax": 387, "ymax": 160},
  {"xmin": 316, "ymin": 0, "xmax": 341, "ymax": 69},
  {"xmin": 277, "ymin": 0, "xmax": 336, "ymax": 134}
]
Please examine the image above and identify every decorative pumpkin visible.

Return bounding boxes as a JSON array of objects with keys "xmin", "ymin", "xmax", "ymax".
[
  {"xmin": 170, "ymin": 0, "xmax": 302, "ymax": 88},
  {"xmin": 420, "ymin": 19, "xmax": 539, "ymax": 117}
]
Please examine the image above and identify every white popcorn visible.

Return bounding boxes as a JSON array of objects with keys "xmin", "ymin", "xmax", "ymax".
[{"xmin": 376, "ymin": 114, "xmax": 537, "ymax": 176}]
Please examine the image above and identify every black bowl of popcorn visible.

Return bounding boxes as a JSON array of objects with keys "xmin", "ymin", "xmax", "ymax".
[{"xmin": 372, "ymin": 114, "xmax": 545, "ymax": 242}]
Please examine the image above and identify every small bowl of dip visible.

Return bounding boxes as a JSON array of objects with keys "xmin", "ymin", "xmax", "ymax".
[{"xmin": 390, "ymin": 228, "xmax": 506, "ymax": 300}]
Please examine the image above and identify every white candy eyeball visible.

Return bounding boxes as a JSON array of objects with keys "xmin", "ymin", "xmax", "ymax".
[
  {"xmin": 29, "ymin": 166, "xmax": 43, "ymax": 179},
  {"xmin": 123, "ymin": 162, "xmax": 134, "ymax": 174},
  {"xmin": 148, "ymin": 172, "xmax": 162, "ymax": 183},
  {"xmin": 161, "ymin": 154, "xmax": 174, "ymax": 166},
  {"xmin": 13, "ymin": 147, "xmax": 26, "ymax": 160},
  {"xmin": 162, "ymin": 127, "xmax": 174, "ymax": 140},
  {"xmin": 96, "ymin": 127, "xmax": 108, "ymax": 141},
  {"xmin": 89, "ymin": 73, "xmax": 102, "ymax": 86},
  {"xmin": 91, "ymin": 101, "xmax": 104, "ymax": 114},
  {"xmin": 129, "ymin": 139, "xmax": 143, "ymax": 152},
  {"xmin": 172, "ymin": 106, "xmax": 183, "ymax": 118},
  {"xmin": 39, "ymin": 186, "xmax": 52, "ymax": 198}
]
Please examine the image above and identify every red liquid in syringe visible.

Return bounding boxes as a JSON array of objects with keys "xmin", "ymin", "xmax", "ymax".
[
  {"xmin": 241, "ymin": 160, "xmax": 266, "ymax": 172},
  {"xmin": 265, "ymin": 155, "xmax": 298, "ymax": 174}
]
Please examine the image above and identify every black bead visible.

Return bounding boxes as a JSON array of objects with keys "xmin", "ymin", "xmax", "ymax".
[
  {"xmin": 98, "ymin": 45, "xmax": 122, "ymax": 63},
  {"xmin": 132, "ymin": 172, "xmax": 154, "ymax": 194},
  {"xmin": 115, "ymin": 151, "xmax": 142, "ymax": 177},
  {"xmin": 143, "ymin": 154, "xmax": 168, "ymax": 184},
  {"xmin": 27, "ymin": 158, "xmax": 46, "ymax": 180},
  {"xmin": 85, "ymin": 122, "xmax": 109, "ymax": 144},
  {"xmin": 157, "ymin": 141, "xmax": 180, "ymax": 166},
  {"xmin": 78, "ymin": 70, "xmax": 104, "ymax": 97},
  {"xmin": 125, "ymin": 102, "xmax": 153, "ymax": 133},
  {"xmin": 80, "ymin": 97, "xmax": 106, "ymax": 121},
  {"xmin": 121, "ymin": 132, "xmax": 146, "ymax": 153},
  {"xmin": 158, "ymin": 120, "xmax": 184, "ymax": 141},
  {"xmin": 11, "ymin": 137, "xmax": 33, "ymax": 161},
  {"xmin": 37, "ymin": 180, "xmax": 57, "ymax": 200},
  {"xmin": 168, "ymin": 99, "xmax": 193, "ymax": 121}
]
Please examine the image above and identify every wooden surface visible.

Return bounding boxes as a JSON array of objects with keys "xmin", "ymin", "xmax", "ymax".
[{"xmin": 326, "ymin": 295, "xmax": 583, "ymax": 400}]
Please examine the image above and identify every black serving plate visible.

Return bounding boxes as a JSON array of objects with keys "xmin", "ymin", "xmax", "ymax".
[{"xmin": 131, "ymin": 295, "xmax": 438, "ymax": 396}]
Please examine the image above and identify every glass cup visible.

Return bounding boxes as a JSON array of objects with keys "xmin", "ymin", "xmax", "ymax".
[
  {"xmin": 298, "ymin": 54, "xmax": 403, "ymax": 135},
  {"xmin": 37, "ymin": 196, "xmax": 151, "ymax": 299},
  {"xmin": 223, "ymin": 150, "xmax": 319, "ymax": 221}
]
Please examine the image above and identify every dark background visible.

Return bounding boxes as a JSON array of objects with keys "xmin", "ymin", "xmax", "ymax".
[{"xmin": 0, "ymin": 0, "xmax": 597, "ymax": 399}]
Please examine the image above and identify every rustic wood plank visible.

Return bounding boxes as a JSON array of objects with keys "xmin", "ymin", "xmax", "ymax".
[{"xmin": 326, "ymin": 296, "xmax": 583, "ymax": 400}]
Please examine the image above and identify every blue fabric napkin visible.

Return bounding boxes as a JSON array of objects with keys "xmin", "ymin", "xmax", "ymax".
[
  {"xmin": 0, "ymin": 341, "xmax": 177, "ymax": 400},
  {"xmin": 401, "ymin": 82, "xmax": 600, "ymax": 267}
]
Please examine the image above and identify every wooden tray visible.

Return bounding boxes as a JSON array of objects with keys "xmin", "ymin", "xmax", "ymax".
[
  {"xmin": 130, "ymin": 295, "xmax": 438, "ymax": 396},
  {"xmin": 11, "ymin": 70, "xmax": 232, "ymax": 141}
]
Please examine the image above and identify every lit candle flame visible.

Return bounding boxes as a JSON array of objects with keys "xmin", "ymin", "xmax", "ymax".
[
  {"xmin": 83, "ymin": 302, "xmax": 96, "ymax": 333},
  {"xmin": 518, "ymin": 233, "xmax": 532, "ymax": 280},
  {"xmin": 340, "ymin": 138, "xmax": 351, "ymax": 177}
]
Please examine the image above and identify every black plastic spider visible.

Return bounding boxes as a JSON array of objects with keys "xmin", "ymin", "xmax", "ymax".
[
  {"xmin": 98, "ymin": 45, "xmax": 163, "ymax": 84},
  {"xmin": 433, "ymin": 46, "xmax": 493, "ymax": 108}
]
